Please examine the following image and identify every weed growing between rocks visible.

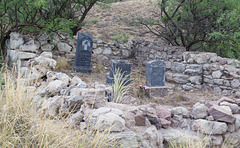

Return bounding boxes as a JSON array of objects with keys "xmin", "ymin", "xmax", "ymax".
[
  {"xmin": 55, "ymin": 57, "xmax": 68, "ymax": 70},
  {"xmin": 0, "ymin": 68, "xmax": 116, "ymax": 148}
]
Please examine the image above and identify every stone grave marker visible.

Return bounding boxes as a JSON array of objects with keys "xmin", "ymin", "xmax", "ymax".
[
  {"xmin": 74, "ymin": 33, "xmax": 93, "ymax": 73},
  {"xmin": 106, "ymin": 60, "xmax": 131, "ymax": 85},
  {"xmin": 145, "ymin": 60, "xmax": 168, "ymax": 97},
  {"xmin": 146, "ymin": 60, "xmax": 165, "ymax": 86}
]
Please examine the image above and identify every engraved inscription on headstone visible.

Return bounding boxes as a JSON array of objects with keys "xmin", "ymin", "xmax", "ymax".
[
  {"xmin": 146, "ymin": 60, "xmax": 165, "ymax": 87},
  {"xmin": 74, "ymin": 33, "xmax": 93, "ymax": 73},
  {"xmin": 106, "ymin": 60, "xmax": 131, "ymax": 85}
]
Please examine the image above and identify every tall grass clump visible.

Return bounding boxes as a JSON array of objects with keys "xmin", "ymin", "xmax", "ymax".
[
  {"xmin": 0, "ymin": 66, "xmax": 116, "ymax": 147},
  {"xmin": 112, "ymin": 68, "xmax": 131, "ymax": 103}
]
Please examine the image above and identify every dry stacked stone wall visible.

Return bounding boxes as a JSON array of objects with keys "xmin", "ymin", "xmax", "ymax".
[{"xmin": 6, "ymin": 32, "xmax": 240, "ymax": 97}]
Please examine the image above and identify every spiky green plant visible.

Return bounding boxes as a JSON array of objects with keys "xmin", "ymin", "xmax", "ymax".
[{"xmin": 112, "ymin": 68, "xmax": 131, "ymax": 103}]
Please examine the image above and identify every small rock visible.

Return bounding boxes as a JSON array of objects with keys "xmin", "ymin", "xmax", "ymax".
[
  {"xmin": 171, "ymin": 107, "xmax": 190, "ymax": 118},
  {"xmin": 57, "ymin": 42, "xmax": 72, "ymax": 52},
  {"xmin": 191, "ymin": 102, "xmax": 208, "ymax": 119},
  {"xmin": 135, "ymin": 115, "xmax": 146, "ymax": 126}
]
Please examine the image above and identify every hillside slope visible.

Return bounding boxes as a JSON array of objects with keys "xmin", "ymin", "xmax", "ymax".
[{"xmin": 82, "ymin": 0, "xmax": 162, "ymax": 43}]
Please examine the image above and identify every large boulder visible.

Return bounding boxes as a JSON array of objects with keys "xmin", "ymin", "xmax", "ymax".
[
  {"xmin": 171, "ymin": 107, "xmax": 190, "ymax": 118},
  {"xmin": 18, "ymin": 52, "xmax": 37, "ymax": 60},
  {"xmin": 192, "ymin": 119, "xmax": 228, "ymax": 134},
  {"xmin": 209, "ymin": 105, "xmax": 236, "ymax": 123},
  {"xmin": 44, "ymin": 80, "xmax": 67, "ymax": 95},
  {"xmin": 34, "ymin": 52, "xmax": 56, "ymax": 69},
  {"xmin": 89, "ymin": 107, "xmax": 125, "ymax": 132},
  {"xmin": 46, "ymin": 71, "xmax": 70, "ymax": 86},
  {"xmin": 42, "ymin": 96, "xmax": 63, "ymax": 117},
  {"xmin": 20, "ymin": 39, "xmax": 39, "ymax": 52},
  {"xmin": 10, "ymin": 32, "xmax": 24, "ymax": 49}
]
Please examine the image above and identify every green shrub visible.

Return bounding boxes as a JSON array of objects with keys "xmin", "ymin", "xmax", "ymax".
[
  {"xmin": 91, "ymin": 18, "xmax": 99, "ymax": 24},
  {"xmin": 111, "ymin": 32, "xmax": 129, "ymax": 43}
]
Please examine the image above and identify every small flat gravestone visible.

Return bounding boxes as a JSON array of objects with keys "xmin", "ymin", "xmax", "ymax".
[
  {"xmin": 74, "ymin": 33, "xmax": 93, "ymax": 73},
  {"xmin": 146, "ymin": 60, "xmax": 165, "ymax": 87},
  {"xmin": 106, "ymin": 60, "xmax": 131, "ymax": 85}
]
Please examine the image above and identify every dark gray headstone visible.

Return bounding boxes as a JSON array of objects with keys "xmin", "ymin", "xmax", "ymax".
[
  {"xmin": 106, "ymin": 60, "xmax": 131, "ymax": 85},
  {"xmin": 74, "ymin": 33, "xmax": 93, "ymax": 73},
  {"xmin": 146, "ymin": 60, "xmax": 165, "ymax": 87}
]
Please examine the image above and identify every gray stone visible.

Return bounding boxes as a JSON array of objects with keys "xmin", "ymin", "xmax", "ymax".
[
  {"xmin": 209, "ymin": 105, "xmax": 236, "ymax": 123},
  {"xmin": 10, "ymin": 32, "xmax": 24, "ymax": 49},
  {"xmin": 233, "ymin": 114, "xmax": 240, "ymax": 130},
  {"xmin": 74, "ymin": 33, "xmax": 93, "ymax": 73},
  {"xmin": 207, "ymin": 135, "xmax": 223, "ymax": 147},
  {"xmin": 212, "ymin": 70, "xmax": 222, "ymax": 79},
  {"xmin": 191, "ymin": 102, "xmax": 208, "ymax": 119},
  {"xmin": 231, "ymin": 79, "xmax": 240, "ymax": 88},
  {"xmin": 93, "ymin": 47, "xmax": 102, "ymax": 54},
  {"xmin": 34, "ymin": 52, "xmax": 56, "ymax": 69},
  {"xmin": 224, "ymin": 129, "xmax": 240, "ymax": 145},
  {"xmin": 122, "ymin": 49, "xmax": 131, "ymax": 58},
  {"xmin": 106, "ymin": 60, "xmax": 131, "ymax": 85},
  {"xmin": 18, "ymin": 52, "xmax": 37, "ymax": 60},
  {"xmin": 70, "ymin": 75, "xmax": 82, "ymax": 86},
  {"xmin": 41, "ymin": 44, "xmax": 54, "ymax": 51},
  {"xmin": 213, "ymin": 79, "xmax": 224, "ymax": 85},
  {"xmin": 219, "ymin": 101, "xmax": 239, "ymax": 114},
  {"xmin": 103, "ymin": 48, "xmax": 112, "ymax": 54},
  {"xmin": 160, "ymin": 128, "xmax": 201, "ymax": 147},
  {"xmin": 213, "ymin": 87, "xmax": 222, "ymax": 94},
  {"xmin": 67, "ymin": 110, "xmax": 84, "ymax": 126},
  {"xmin": 45, "ymin": 80, "xmax": 67, "ymax": 95},
  {"xmin": 192, "ymin": 119, "xmax": 228, "ymax": 134},
  {"xmin": 138, "ymin": 125, "xmax": 163, "ymax": 148},
  {"xmin": 146, "ymin": 60, "xmax": 165, "ymax": 87},
  {"xmin": 42, "ymin": 96, "xmax": 62, "ymax": 117},
  {"xmin": 185, "ymin": 64, "xmax": 203, "ymax": 75},
  {"xmin": 95, "ymin": 112, "xmax": 125, "ymax": 132},
  {"xmin": 46, "ymin": 71, "xmax": 70, "ymax": 86},
  {"xmin": 171, "ymin": 62, "xmax": 186, "ymax": 73},
  {"xmin": 20, "ymin": 39, "xmax": 39, "ymax": 52},
  {"xmin": 108, "ymin": 131, "xmax": 139, "ymax": 148},
  {"xmin": 57, "ymin": 42, "xmax": 72, "ymax": 52},
  {"xmin": 171, "ymin": 107, "xmax": 190, "ymax": 118},
  {"xmin": 7, "ymin": 50, "xmax": 18, "ymax": 66},
  {"xmin": 189, "ymin": 76, "xmax": 202, "ymax": 85},
  {"xmin": 166, "ymin": 73, "xmax": 189, "ymax": 84},
  {"xmin": 82, "ymin": 89, "xmax": 105, "ymax": 104}
]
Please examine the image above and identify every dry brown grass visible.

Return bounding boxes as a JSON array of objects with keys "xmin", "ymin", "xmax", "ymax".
[
  {"xmin": 55, "ymin": 57, "xmax": 68, "ymax": 70},
  {"xmin": 0, "ymin": 68, "xmax": 117, "ymax": 148}
]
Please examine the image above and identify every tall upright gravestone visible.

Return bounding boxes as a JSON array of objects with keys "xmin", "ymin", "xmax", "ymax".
[
  {"xmin": 146, "ymin": 60, "xmax": 165, "ymax": 87},
  {"xmin": 74, "ymin": 33, "xmax": 93, "ymax": 73}
]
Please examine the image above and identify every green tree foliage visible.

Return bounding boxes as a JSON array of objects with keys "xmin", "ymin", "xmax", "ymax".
[
  {"xmin": 0, "ymin": 0, "xmax": 103, "ymax": 57},
  {"xmin": 142, "ymin": 0, "xmax": 240, "ymax": 59}
]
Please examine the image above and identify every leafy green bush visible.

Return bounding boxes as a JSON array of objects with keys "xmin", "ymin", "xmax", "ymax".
[
  {"xmin": 111, "ymin": 32, "xmax": 129, "ymax": 43},
  {"xmin": 143, "ymin": 0, "xmax": 240, "ymax": 59},
  {"xmin": 0, "ymin": 0, "xmax": 103, "ymax": 57}
]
